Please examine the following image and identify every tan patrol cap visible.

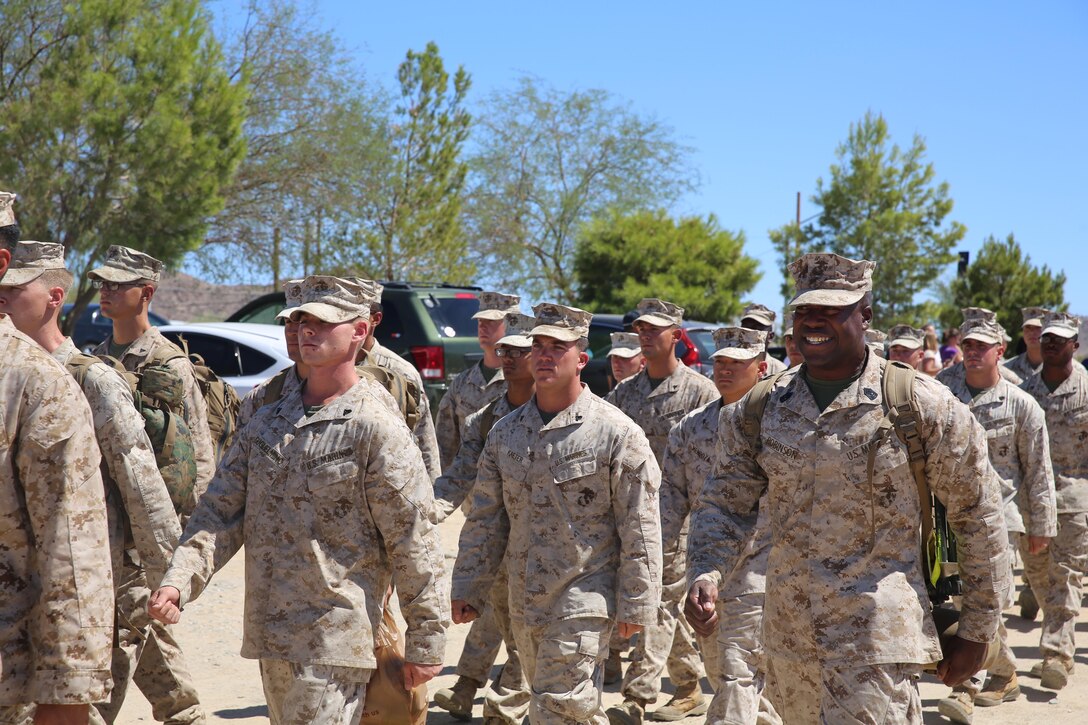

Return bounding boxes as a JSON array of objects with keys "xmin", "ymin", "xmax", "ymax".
[
  {"xmin": 1041, "ymin": 311, "xmax": 1080, "ymax": 339},
  {"xmin": 1, "ymin": 241, "xmax": 67, "ymax": 286},
  {"xmin": 788, "ymin": 253, "xmax": 874, "ymax": 308},
  {"xmin": 634, "ymin": 298, "xmax": 683, "ymax": 327},
  {"xmin": 496, "ymin": 312, "xmax": 535, "ymax": 348},
  {"xmin": 472, "ymin": 291, "xmax": 521, "ymax": 321},
  {"xmin": 530, "ymin": 302, "xmax": 591, "ymax": 342},
  {"xmin": 961, "ymin": 318, "xmax": 1005, "ymax": 345},
  {"xmin": 0, "ymin": 191, "xmax": 15, "ymax": 227},
  {"xmin": 88, "ymin": 245, "xmax": 164, "ymax": 284},
  {"xmin": 288, "ymin": 276, "xmax": 372, "ymax": 324},
  {"xmin": 711, "ymin": 326, "xmax": 766, "ymax": 360},
  {"xmin": 1021, "ymin": 306, "xmax": 1050, "ymax": 328},
  {"xmin": 741, "ymin": 303, "xmax": 776, "ymax": 327},
  {"xmin": 353, "ymin": 278, "xmax": 384, "ymax": 306},
  {"xmin": 961, "ymin": 307, "xmax": 997, "ymax": 324},
  {"xmin": 274, "ymin": 279, "xmax": 306, "ymax": 320},
  {"xmin": 782, "ymin": 312, "xmax": 795, "ymax": 338},
  {"xmin": 887, "ymin": 324, "xmax": 925, "ymax": 351},
  {"xmin": 865, "ymin": 328, "xmax": 887, "ymax": 353},
  {"xmin": 607, "ymin": 332, "xmax": 641, "ymax": 359}
]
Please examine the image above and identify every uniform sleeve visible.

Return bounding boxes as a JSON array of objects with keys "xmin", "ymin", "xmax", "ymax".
[
  {"xmin": 612, "ymin": 426, "xmax": 663, "ymax": 626},
  {"xmin": 167, "ymin": 356, "xmax": 216, "ymax": 493},
  {"xmin": 924, "ymin": 392, "xmax": 1011, "ymax": 644},
  {"xmin": 452, "ymin": 436, "xmax": 510, "ymax": 615},
  {"xmin": 659, "ymin": 423, "xmax": 691, "ymax": 587},
  {"xmin": 236, "ymin": 381, "xmax": 266, "ymax": 430},
  {"xmin": 85, "ymin": 366, "xmax": 181, "ymax": 587},
  {"xmin": 413, "ymin": 392, "xmax": 442, "ymax": 482},
  {"xmin": 1016, "ymin": 400, "xmax": 1057, "ymax": 538},
  {"xmin": 688, "ymin": 402, "xmax": 765, "ymax": 588},
  {"xmin": 435, "ymin": 380, "xmax": 460, "ymax": 470},
  {"xmin": 364, "ymin": 416, "xmax": 450, "ymax": 665},
  {"xmin": 19, "ymin": 374, "xmax": 113, "ymax": 704},
  {"xmin": 432, "ymin": 406, "xmax": 486, "ymax": 522},
  {"xmin": 160, "ymin": 427, "xmax": 252, "ymax": 606}
]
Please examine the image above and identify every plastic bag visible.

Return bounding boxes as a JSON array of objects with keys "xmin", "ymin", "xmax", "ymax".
[{"xmin": 359, "ymin": 608, "xmax": 428, "ymax": 724}]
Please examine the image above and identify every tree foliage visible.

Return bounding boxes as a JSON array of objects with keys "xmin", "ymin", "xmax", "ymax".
[
  {"xmin": 772, "ymin": 111, "xmax": 965, "ymax": 328},
  {"xmin": 0, "ymin": 0, "xmax": 246, "ymax": 327},
  {"xmin": 937, "ymin": 233, "xmax": 1066, "ymax": 347},
  {"xmin": 467, "ymin": 77, "xmax": 697, "ymax": 303},
  {"xmin": 574, "ymin": 209, "xmax": 759, "ymax": 321}
]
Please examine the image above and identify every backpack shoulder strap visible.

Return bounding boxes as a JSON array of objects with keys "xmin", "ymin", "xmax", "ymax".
[
  {"xmin": 65, "ymin": 351, "xmax": 105, "ymax": 389},
  {"xmin": 740, "ymin": 371, "xmax": 786, "ymax": 451},
  {"xmin": 262, "ymin": 367, "xmax": 293, "ymax": 408},
  {"xmin": 478, "ymin": 397, "xmax": 502, "ymax": 442}
]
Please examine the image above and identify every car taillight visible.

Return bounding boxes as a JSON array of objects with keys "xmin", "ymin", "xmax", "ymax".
[{"xmin": 409, "ymin": 345, "xmax": 445, "ymax": 381}]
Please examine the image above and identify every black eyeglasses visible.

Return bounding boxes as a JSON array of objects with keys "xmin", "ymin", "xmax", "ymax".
[
  {"xmin": 92, "ymin": 280, "xmax": 143, "ymax": 291},
  {"xmin": 496, "ymin": 347, "xmax": 530, "ymax": 359}
]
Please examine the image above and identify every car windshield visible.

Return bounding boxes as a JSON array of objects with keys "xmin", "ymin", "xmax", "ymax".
[{"xmin": 422, "ymin": 293, "xmax": 479, "ymax": 339}]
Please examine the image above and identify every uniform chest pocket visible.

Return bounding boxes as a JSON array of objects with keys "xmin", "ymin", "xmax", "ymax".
[
  {"xmin": 1063, "ymin": 404, "xmax": 1088, "ymax": 425},
  {"xmin": 551, "ymin": 459, "xmax": 607, "ymax": 516},
  {"xmin": 307, "ymin": 460, "xmax": 359, "ymax": 499},
  {"xmin": 497, "ymin": 445, "xmax": 531, "ymax": 482}
]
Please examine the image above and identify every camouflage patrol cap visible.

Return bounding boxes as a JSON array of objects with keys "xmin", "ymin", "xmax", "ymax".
[
  {"xmin": 1, "ymin": 241, "xmax": 67, "ymax": 286},
  {"xmin": 961, "ymin": 318, "xmax": 1005, "ymax": 345},
  {"xmin": 472, "ymin": 291, "xmax": 521, "ymax": 321},
  {"xmin": 711, "ymin": 326, "xmax": 766, "ymax": 361},
  {"xmin": 961, "ymin": 307, "xmax": 997, "ymax": 324},
  {"xmin": 88, "ymin": 245, "xmax": 164, "ymax": 284},
  {"xmin": 496, "ymin": 312, "xmax": 535, "ymax": 348},
  {"xmin": 741, "ymin": 303, "xmax": 776, "ymax": 327},
  {"xmin": 530, "ymin": 302, "xmax": 592, "ymax": 342},
  {"xmin": 274, "ymin": 279, "xmax": 306, "ymax": 320},
  {"xmin": 887, "ymin": 324, "xmax": 925, "ymax": 351},
  {"xmin": 0, "ymin": 191, "xmax": 15, "ymax": 227},
  {"xmin": 288, "ymin": 275, "xmax": 371, "ymax": 324},
  {"xmin": 1041, "ymin": 311, "xmax": 1080, "ymax": 339},
  {"xmin": 865, "ymin": 328, "xmax": 887, "ymax": 354},
  {"xmin": 634, "ymin": 298, "xmax": 683, "ymax": 327},
  {"xmin": 1021, "ymin": 306, "xmax": 1050, "ymax": 328},
  {"xmin": 782, "ymin": 312, "xmax": 795, "ymax": 338},
  {"xmin": 788, "ymin": 253, "xmax": 874, "ymax": 308},
  {"xmin": 607, "ymin": 332, "xmax": 641, "ymax": 359},
  {"xmin": 353, "ymin": 278, "xmax": 384, "ymax": 305}
]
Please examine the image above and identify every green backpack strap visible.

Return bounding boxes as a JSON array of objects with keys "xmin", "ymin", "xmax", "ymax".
[
  {"xmin": 262, "ymin": 367, "xmax": 293, "ymax": 408},
  {"xmin": 478, "ymin": 397, "xmax": 502, "ymax": 442},
  {"xmin": 740, "ymin": 371, "xmax": 787, "ymax": 451}
]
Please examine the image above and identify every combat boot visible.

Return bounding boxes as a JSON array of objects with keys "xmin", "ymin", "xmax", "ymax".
[
  {"xmin": 1041, "ymin": 658, "xmax": 1073, "ymax": 690},
  {"xmin": 604, "ymin": 648, "xmax": 623, "ymax": 685},
  {"xmin": 1018, "ymin": 587, "xmax": 1039, "ymax": 621},
  {"xmin": 647, "ymin": 682, "xmax": 708, "ymax": 721},
  {"xmin": 433, "ymin": 675, "xmax": 483, "ymax": 721},
  {"xmin": 937, "ymin": 688, "xmax": 973, "ymax": 724},
  {"xmin": 974, "ymin": 673, "xmax": 1020, "ymax": 706},
  {"xmin": 606, "ymin": 697, "xmax": 648, "ymax": 725}
]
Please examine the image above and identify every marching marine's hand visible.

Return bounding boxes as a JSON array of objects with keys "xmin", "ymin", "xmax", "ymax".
[
  {"xmin": 33, "ymin": 705, "xmax": 89, "ymax": 725},
  {"xmin": 451, "ymin": 599, "xmax": 479, "ymax": 624},
  {"xmin": 617, "ymin": 622, "xmax": 643, "ymax": 639},
  {"xmin": 404, "ymin": 662, "xmax": 442, "ymax": 690},
  {"xmin": 684, "ymin": 580, "xmax": 719, "ymax": 637},
  {"xmin": 148, "ymin": 586, "xmax": 183, "ymax": 625},
  {"xmin": 1027, "ymin": 535, "xmax": 1049, "ymax": 555},
  {"xmin": 937, "ymin": 635, "xmax": 988, "ymax": 687}
]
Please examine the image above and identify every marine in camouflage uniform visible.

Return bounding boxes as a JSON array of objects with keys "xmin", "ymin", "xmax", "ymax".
[
  {"xmin": 606, "ymin": 298, "xmax": 717, "ymax": 724},
  {"xmin": 662, "ymin": 327, "xmax": 779, "ymax": 725},
  {"xmin": 1019, "ymin": 311, "xmax": 1088, "ymax": 690},
  {"xmin": 435, "ymin": 291, "xmax": 519, "ymax": 469},
  {"xmin": 432, "ymin": 314, "xmax": 536, "ymax": 725},
  {"xmin": 0, "ymin": 310, "xmax": 114, "ymax": 720},
  {"xmin": 688, "ymin": 254, "xmax": 1010, "ymax": 724},
  {"xmin": 89, "ymin": 245, "xmax": 212, "ymax": 724},
  {"xmin": 938, "ymin": 308, "xmax": 1023, "ymax": 389},
  {"xmin": 934, "ymin": 315, "xmax": 1056, "ymax": 722},
  {"xmin": 741, "ymin": 303, "xmax": 787, "ymax": 376},
  {"xmin": 1003, "ymin": 306, "xmax": 1048, "ymax": 382},
  {"xmin": 452, "ymin": 303, "xmax": 663, "ymax": 725},
  {"xmin": 152, "ymin": 277, "xmax": 449, "ymax": 724},
  {"xmin": 0, "ymin": 240, "xmax": 186, "ymax": 724}
]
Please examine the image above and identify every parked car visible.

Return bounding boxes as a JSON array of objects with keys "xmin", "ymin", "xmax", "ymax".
[
  {"xmin": 583, "ymin": 315, "xmax": 715, "ymax": 396},
  {"xmin": 63, "ymin": 303, "xmax": 171, "ymax": 352},
  {"xmin": 158, "ymin": 323, "xmax": 293, "ymax": 398},
  {"xmin": 227, "ymin": 282, "xmax": 485, "ymax": 409}
]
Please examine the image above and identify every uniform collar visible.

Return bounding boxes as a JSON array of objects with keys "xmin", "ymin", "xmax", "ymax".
[
  {"xmin": 275, "ymin": 377, "xmax": 372, "ymax": 428},
  {"xmin": 52, "ymin": 337, "xmax": 80, "ymax": 365},
  {"xmin": 781, "ymin": 351, "xmax": 883, "ymax": 421},
  {"xmin": 639, "ymin": 363, "xmax": 688, "ymax": 399},
  {"xmin": 529, "ymin": 384, "xmax": 593, "ymax": 431}
]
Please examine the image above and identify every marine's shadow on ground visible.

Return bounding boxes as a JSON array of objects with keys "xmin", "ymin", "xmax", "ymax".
[{"xmin": 214, "ymin": 705, "xmax": 268, "ymax": 719}]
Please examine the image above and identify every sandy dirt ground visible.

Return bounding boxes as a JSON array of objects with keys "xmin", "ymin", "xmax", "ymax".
[{"xmin": 118, "ymin": 508, "xmax": 1088, "ymax": 724}]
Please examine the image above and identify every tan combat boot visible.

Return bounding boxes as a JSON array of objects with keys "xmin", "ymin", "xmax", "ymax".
[
  {"xmin": 647, "ymin": 682, "xmax": 708, "ymax": 722},
  {"xmin": 974, "ymin": 673, "xmax": 1021, "ymax": 706},
  {"xmin": 433, "ymin": 675, "xmax": 483, "ymax": 721},
  {"xmin": 604, "ymin": 647, "xmax": 624, "ymax": 685},
  {"xmin": 937, "ymin": 688, "xmax": 974, "ymax": 724},
  {"xmin": 606, "ymin": 697, "xmax": 648, "ymax": 725},
  {"xmin": 1018, "ymin": 587, "xmax": 1039, "ymax": 621},
  {"xmin": 1041, "ymin": 658, "xmax": 1074, "ymax": 690}
]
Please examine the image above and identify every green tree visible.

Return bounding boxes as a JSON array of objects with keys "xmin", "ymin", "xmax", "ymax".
[
  {"xmin": 337, "ymin": 41, "xmax": 473, "ymax": 282},
  {"xmin": 0, "ymin": 0, "xmax": 246, "ymax": 326},
  {"xmin": 467, "ymin": 77, "xmax": 697, "ymax": 303},
  {"xmin": 771, "ymin": 111, "xmax": 965, "ymax": 328},
  {"xmin": 574, "ymin": 210, "xmax": 759, "ymax": 321},
  {"xmin": 937, "ymin": 233, "xmax": 1066, "ymax": 347}
]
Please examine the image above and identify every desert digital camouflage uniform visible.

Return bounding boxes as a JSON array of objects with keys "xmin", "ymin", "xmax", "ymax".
[
  {"xmin": 689, "ymin": 350, "xmax": 1010, "ymax": 722},
  {"xmin": 1019, "ymin": 313, "xmax": 1088, "ymax": 674},
  {"xmin": 160, "ymin": 376, "xmax": 449, "ymax": 712},
  {"xmin": 741, "ymin": 304, "xmax": 787, "ymax": 376},
  {"xmin": 237, "ymin": 365, "xmax": 304, "ymax": 427},
  {"xmin": 1004, "ymin": 306, "xmax": 1048, "ymax": 381},
  {"xmin": 606, "ymin": 351, "xmax": 717, "ymax": 705},
  {"xmin": 453, "ymin": 385, "xmax": 662, "ymax": 724},
  {"xmin": 0, "ymin": 316, "xmax": 114, "ymax": 713},
  {"xmin": 939, "ymin": 359, "xmax": 1022, "ymax": 387}
]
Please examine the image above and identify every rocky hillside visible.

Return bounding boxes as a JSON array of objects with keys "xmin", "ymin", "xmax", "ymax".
[{"xmin": 151, "ymin": 272, "xmax": 272, "ymax": 322}]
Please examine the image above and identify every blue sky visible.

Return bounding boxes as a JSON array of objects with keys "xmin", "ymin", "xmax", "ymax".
[{"xmin": 252, "ymin": 1, "xmax": 1088, "ymax": 315}]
